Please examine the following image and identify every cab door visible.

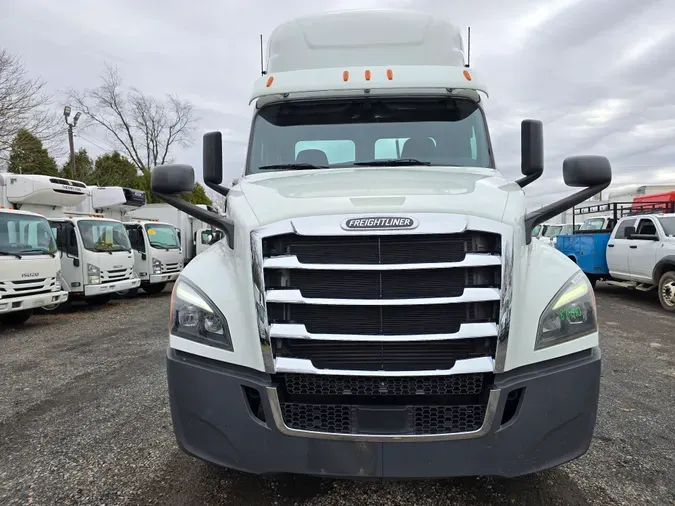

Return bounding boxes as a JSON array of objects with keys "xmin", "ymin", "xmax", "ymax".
[
  {"xmin": 627, "ymin": 218, "xmax": 661, "ymax": 282},
  {"xmin": 125, "ymin": 224, "xmax": 149, "ymax": 279},
  {"xmin": 606, "ymin": 218, "xmax": 635, "ymax": 280},
  {"xmin": 51, "ymin": 221, "xmax": 84, "ymax": 293}
]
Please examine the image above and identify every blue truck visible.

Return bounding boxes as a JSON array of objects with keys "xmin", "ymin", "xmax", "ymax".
[{"xmin": 556, "ymin": 200, "xmax": 674, "ymax": 287}]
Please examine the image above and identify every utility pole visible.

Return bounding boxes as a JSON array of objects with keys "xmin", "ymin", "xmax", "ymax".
[{"xmin": 63, "ymin": 106, "xmax": 81, "ymax": 179}]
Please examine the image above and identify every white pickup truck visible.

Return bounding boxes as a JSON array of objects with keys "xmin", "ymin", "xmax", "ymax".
[
  {"xmin": 606, "ymin": 213, "xmax": 675, "ymax": 311},
  {"xmin": 147, "ymin": 9, "xmax": 613, "ymax": 478}
]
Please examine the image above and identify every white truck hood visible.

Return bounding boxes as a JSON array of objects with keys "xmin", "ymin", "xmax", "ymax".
[
  {"xmin": 236, "ymin": 167, "xmax": 521, "ymax": 226},
  {"xmin": 0, "ymin": 255, "xmax": 60, "ymax": 281}
]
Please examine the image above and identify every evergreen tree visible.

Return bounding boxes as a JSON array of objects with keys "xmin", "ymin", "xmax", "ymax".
[{"xmin": 7, "ymin": 128, "xmax": 59, "ymax": 176}]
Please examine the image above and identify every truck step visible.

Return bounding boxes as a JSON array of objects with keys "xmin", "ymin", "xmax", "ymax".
[
  {"xmin": 606, "ymin": 280, "xmax": 655, "ymax": 291},
  {"xmin": 606, "ymin": 280, "xmax": 637, "ymax": 289}
]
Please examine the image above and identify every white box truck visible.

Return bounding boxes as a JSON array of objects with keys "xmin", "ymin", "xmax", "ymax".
[
  {"xmin": 4, "ymin": 175, "xmax": 141, "ymax": 307},
  {"xmin": 78, "ymin": 187, "xmax": 183, "ymax": 296},
  {"xmin": 149, "ymin": 10, "xmax": 612, "ymax": 478},
  {"xmin": 0, "ymin": 174, "xmax": 70, "ymax": 325},
  {"xmin": 127, "ymin": 203, "xmax": 222, "ymax": 264}
]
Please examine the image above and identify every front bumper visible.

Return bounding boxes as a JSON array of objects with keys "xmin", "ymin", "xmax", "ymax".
[
  {"xmin": 0, "ymin": 290, "xmax": 69, "ymax": 314},
  {"xmin": 84, "ymin": 277, "xmax": 141, "ymax": 297},
  {"xmin": 149, "ymin": 272, "xmax": 180, "ymax": 284},
  {"xmin": 167, "ymin": 347, "xmax": 601, "ymax": 478}
]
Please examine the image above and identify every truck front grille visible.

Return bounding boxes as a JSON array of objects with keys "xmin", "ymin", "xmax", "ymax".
[
  {"xmin": 0, "ymin": 277, "xmax": 57, "ymax": 299},
  {"xmin": 254, "ymin": 220, "xmax": 505, "ymax": 438},
  {"xmin": 101, "ymin": 268, "xmax": 132, "ymax": 283}
]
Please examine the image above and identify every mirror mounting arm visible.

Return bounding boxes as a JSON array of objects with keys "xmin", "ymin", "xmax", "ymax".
[
  {"xmin": 524, "ymin": 181, "xmax": 610, "ymax": 244},
  {"xmin": 155, "ymin": 192, "xmax": 235, "ymax": 249},
  {"xmin": 515, "ymin": 169, "xmax": 543, "ymax": 188},
  {"xmin": 205, "ymin": 181, "xmax": 230, "ymax": 199}
]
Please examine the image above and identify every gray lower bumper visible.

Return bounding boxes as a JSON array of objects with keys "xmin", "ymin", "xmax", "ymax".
[{"xmin": 166, "ymin": 347, "xmax": 601, "ymax": 478}]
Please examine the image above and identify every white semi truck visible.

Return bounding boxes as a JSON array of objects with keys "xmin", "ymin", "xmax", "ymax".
[
  {"xmin": 0, "ymin": 174, "xmax": 70, "ymax": 325},
  {"xmin": 150, "ymin": 10, "xmax": 612, "ymax": 478},
  {"xmin": 127, "ymin": 203, "xmax": 222, "ymax": 264},
  {"xmin": 4, "ymin": 175, "xmax": 142, "ymax": 307},
  {"xmin": 77, "ymin": 186, "xmax": 183, "ymax": 296}
]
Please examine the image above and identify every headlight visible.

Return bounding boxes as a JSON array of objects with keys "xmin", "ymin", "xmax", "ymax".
[
  {"xmin": 535, "ymin": 271, "xmax": 597, "ymax": 350},
  {"xmin": 170, "ymin": 280, "xmax": 232, "ymax": 351},
  {"xmin": 152, "ymin": 258, "xmax": 162, "ymax": 274},
  {"xmin": 87, "ymin": 264, "xmax": 101, "ymax": 284},
  {"xmin": 53, "ymin": 270, "xmax": 64, "ymax": 291}
]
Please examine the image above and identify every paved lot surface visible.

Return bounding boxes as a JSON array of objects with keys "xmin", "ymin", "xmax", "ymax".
[{"xmin": 1, "ymin": 283, "xmax": 674, "ymax": 506}]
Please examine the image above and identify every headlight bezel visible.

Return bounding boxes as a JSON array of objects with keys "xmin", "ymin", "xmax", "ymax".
[
  {"xmin": 535, "ymin": 271, "xmax": 597, "ymax": 351},
  {"xmin": 152, "ymin": 258, "xmax": 162, "ymax": 274},
  {"xmin": 170, "ymin": 279, "xmax": 233, "ymax": 351},
  {"xmin": 87, "ymin": 263, "xmax": 101, "ymax": 284}
]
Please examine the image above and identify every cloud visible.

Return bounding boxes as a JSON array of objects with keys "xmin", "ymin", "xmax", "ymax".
[{"xmin": 2, "ymin": 0, "xmax": 674, "ymax": 206}]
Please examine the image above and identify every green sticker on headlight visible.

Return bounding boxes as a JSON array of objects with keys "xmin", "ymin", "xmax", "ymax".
[{"xmin": 559, "ymin": 306, "xmax": 583, "ymax": 322}]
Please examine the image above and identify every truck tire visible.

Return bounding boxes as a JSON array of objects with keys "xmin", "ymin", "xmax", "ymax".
[
  {"xmin": 85, "ymin": 294, "xmax": 112, "ymax": 306},
  {"xmin": 116, "ymin": 287, "xmax": 139, "ymax": 299},
  {"xmin": 142, "ymin": 283, "xmax": 167, "ymax": 295},
  {"xmin": 658, "ymin": 271, "xmax": 675, "ymax": 312},
  {"xmin": 0, "ymin": 310, "xmax": 33, "ymax": 326}
]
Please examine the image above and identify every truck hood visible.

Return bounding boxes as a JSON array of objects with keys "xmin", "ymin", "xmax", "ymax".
[
  {"xmin": 237, "ymin": 167, "xmax": 520, "ymax": 226},
  {"xmin": 0, "ymin": 255, "xmax": 60, "ymax": 281}
]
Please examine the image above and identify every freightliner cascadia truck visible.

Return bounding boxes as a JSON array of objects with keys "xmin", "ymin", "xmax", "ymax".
[{"xmin": 150, "ymin": 9, "xmax": 611, "ymax": 478}]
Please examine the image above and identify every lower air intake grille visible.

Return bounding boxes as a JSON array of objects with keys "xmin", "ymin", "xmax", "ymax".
[{"xmin": 280, "ymin": 402, "xmax": 486, "ymax": 435}]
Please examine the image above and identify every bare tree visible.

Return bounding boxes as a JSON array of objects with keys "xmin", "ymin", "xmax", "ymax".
[
  {"xmin": 0, "ymin": 50, "xmax": 63, "ymax": 165},
  {"xmin": 68, "ymin": 63, "xmax": 197, "ymax": 173}
]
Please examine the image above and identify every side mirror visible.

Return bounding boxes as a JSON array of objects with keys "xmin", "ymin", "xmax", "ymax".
[
  {"xmin": 624, "ymin": 226, "xmax": 636, "ymax": 239},
  {"xmin": 516, "ymin": 120, "xmax": 543, "ymax": 188},
  {"xmin": 151, "ymin": 164, "xmax": 195, "ymax": 195},
  {"xmin": 203, "ymin": 131, "xmax": 223, "ymax": 185},
  {"xmin": 524, "ymin": 155, "xmax": 612, "ymax": 244},
  {"xmin": 563, "ymin": 155, "xmax": 612, "ymax": 187},
  {"xmin": 73, "ymin": 258, "xmax": 80, "ymax": 268},
  {"xmin": 141, "ymin": 253, "xmax": 147, "ymax": 260},
  {"xmin": 203, "ymin": 132, "xmax": 229, "ymax": 200}
]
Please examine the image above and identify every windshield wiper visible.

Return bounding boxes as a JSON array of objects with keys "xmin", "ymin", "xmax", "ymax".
[
  {"xmin": 149, "ymin": 242, "xmax": 170, "ymax": 250},
  {"xmin": 351, "ymin": 158, "xmax": 432, "ymax": 167},
  {"xmin": 258, "ymin": 163, "xmax": 327, "ymax": 171},
  {"xmin": 0, "ymin": 250, "xmax": 22, "ymax": 259},
  {"xmin": 19, "ymin": 248, "xmax": 56, "ymax": 258}
]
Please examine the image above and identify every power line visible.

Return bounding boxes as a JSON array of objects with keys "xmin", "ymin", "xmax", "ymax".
[{"xmin": 74, "ymin": 134, "xmax": 112, "ymax": 152}]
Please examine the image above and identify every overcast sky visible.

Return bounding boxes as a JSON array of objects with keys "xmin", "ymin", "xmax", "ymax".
[{"xmin": 3, "ymin": 0, "xmax": 675, "ymax": 207}]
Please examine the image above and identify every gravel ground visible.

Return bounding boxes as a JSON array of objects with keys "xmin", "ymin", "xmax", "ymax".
[{"xmin": 1, "ymin": 283, "xmax": 674, "ymax": 505}]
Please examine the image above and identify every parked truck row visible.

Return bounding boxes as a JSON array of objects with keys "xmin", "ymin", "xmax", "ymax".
[{"xmin": 0, "ymin": 173, "xmax": 219, "ymax": 325}]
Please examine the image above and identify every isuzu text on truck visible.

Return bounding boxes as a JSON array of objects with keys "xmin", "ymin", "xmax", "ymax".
[{"xmin": 150, "ymin": 10, "xmax": 612, "ymax": 478}]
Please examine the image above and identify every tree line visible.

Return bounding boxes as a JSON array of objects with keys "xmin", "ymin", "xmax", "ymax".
[{"xmin": 0, "ymin": 50, "xmax": 211, "ymax": 205}]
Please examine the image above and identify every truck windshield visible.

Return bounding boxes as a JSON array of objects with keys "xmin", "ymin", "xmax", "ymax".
[
  {"xmin": 544, "ymin": 225, "xmax": 562, "ymax": 237},
  {"xmin": 658, "ymin": 216, "xmax": 675, "ymax": 237},
  {"xmin": 247, "ymin": 97, "xmax": 493, "ymax": 173},
  {"xmin": 0, "ymin": 213, "xmax": 56, "ymax": 255},
  {"xmin": 145, "ymin": 223, "xmax": 180, "ymax": 249},
  {"xmin": 77, "ymin": 220, "xmax": 131, "ymax": 252},
  {"xmin": 580, "ymin": 218, "xmax": 606, "ymax": 231}
]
